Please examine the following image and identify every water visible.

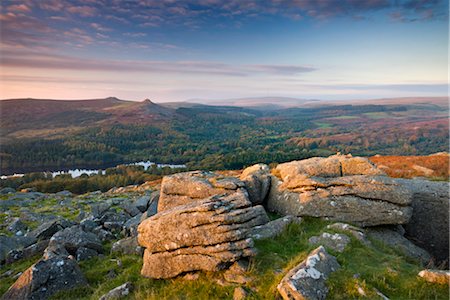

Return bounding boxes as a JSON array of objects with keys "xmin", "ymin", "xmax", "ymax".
[{"xmin": 0, "ymin": 161, "xmax": 186, "ymax": 179}]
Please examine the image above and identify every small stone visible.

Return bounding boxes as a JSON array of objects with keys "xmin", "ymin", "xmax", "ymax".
[
  {"xmin": 183, "ymin": 273, "xmax": 199, "ymax": 281},
  {"xmin": 308, "ymin": 232, "xmax": 351, "ymax": 253},
  {"xmin": 107, "ymin": 269, "xmax": 117, "ymax": 279},
  {"xmin": 418, "ymin": 269, "xmax": 450, "ymax": 285},
  {"xmin": 99, "ymin": 282, "xmax": 133, "ymax": 300},
  {"xmin": 233, "ymin": 287, "xmax": 249, "ymax": 300}
]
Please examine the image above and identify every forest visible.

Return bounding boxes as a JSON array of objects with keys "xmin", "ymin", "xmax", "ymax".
[{"xmin": 1, "ymin": 102, "xmax": 448, "ymax": 176}]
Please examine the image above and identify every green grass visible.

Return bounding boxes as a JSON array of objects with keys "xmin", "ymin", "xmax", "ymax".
[
  {"xmin": 314, "ymin": 122, "xmax": 332, "ymax": 128},
  {"xmin": 327, "ymin": 115, "xmax": 360, "ymax": 120},
  {"xmin": 2, "ymin": 217, "xmax": 448, "ymax": 299}
]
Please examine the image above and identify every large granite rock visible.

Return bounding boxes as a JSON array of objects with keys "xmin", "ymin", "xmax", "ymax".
[
  {"xmin": 277, "ymin": 246, "xmax": 340, "ymax": 300},
  {"xmin": 396, "ymin": 178, "xmax": 449, "ymax": 265},
  {"xmin": 0, "ymin": 255, "xmax": 86, "ymax": 300},
  {"xmin": 240, "ymin": 164, "xmax": 271, "ymax": 205},
  {"xmin": 158, "ymin": 171, "xmax": 246, "ymax": 211},
  {"xmin": 267, "ymin": 155, "xmax": 412, "ymax": 227},
  {"xmin": 138, "ymin": 189, "xmax": 269, "ymax": 278}
]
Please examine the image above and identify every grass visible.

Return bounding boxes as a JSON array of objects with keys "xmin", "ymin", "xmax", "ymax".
[
  {"xmin": 314, "ymin": 122, "xmax": 332, "ymax": 129},
  {"xmin": 327, "ymin": 115, "xmax": 360, "ymax": 120},
  {"xmin": 1, "ymin": 217, "xmax": 448, "ymax": 299}
]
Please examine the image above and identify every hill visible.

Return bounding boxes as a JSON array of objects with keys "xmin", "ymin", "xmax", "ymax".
[
  {"xmin": 0, "ymin": 97, "xmax": 448, "ymax": 175},
  {"xmin": 0, "ymin": 98, "xmax": 177, "ymax": 137}
]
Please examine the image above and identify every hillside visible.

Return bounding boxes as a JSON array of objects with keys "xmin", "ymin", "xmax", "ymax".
[
  {"xmin": 370, "ymin": 153, "xmax": 450, "ymax": 180},
  {"xmin": 0, "ymin": 98, "xmax": 177, "ymax": 137},
  {"xmin": 0, "ymin": 97, "xmax": 448, "ymax": 175}
]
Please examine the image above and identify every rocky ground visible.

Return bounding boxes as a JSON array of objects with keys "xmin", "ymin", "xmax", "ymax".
[{"xmin": 0, "ymin": 154, "xmax": 448, "ymax": 300}]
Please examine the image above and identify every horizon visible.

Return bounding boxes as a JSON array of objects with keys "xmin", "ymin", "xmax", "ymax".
[{"xmin": 1, "ymin": 0, "xmax": 448, "ymax": 102}]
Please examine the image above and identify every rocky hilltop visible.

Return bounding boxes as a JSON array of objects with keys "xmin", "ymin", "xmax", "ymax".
[{"xmin": 0, "ymin": 154, "xmax": 448, "ymax": 299}]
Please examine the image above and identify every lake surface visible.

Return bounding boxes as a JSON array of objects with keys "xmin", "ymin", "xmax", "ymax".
[{"xmin": 0, "ymin": 161, "xmax": 186, "ymax": 179}]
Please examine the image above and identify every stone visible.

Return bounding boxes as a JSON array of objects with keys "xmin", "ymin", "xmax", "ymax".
[
  {"xmin": 99, "ymin": 282, "xmax": 133, "ymax": 300},
  {"xmin": 99, "ymin": 211, "xmax": 129, "ymax": 226},
  {"xmin": 233, "ymin": 287, "xmax": 249, "ymax": 300},
  {"xmin": 0, "ymin": 187, "xmax": 16, "ymax": 194},
  {"xmin": 7, "ymin": 218, "xmax": 28, "ymax": 234},
  {"xmin": 183, "ymin": 273, "xmax": 199, "ymax": 280},
  {"xmin": 27, "ymin": 218, "xmax": 73, "ymax": 241},
  {"xmin": 326, "ymin": 223, "xmax": 370, "ymax": 246},
  {"xmin": 76, "ymin": 247, "xmax": 99, "ymax": 261},
  {"xmin": 93, "ymin": 227, "xmax": 115, "ymax": 242},
  {"xmin": 418, "ymin": 269, "xmax": 450, "ymax": 285},
  {"xmin": 0, "ymin": 235, "xmax": 36, "ymax": 263},
  {"xmin": 5, "ymin": 240, "xmax": 49, "ymax": 264},
  {"xmin": 267, "ymin": 155, "xmax": 412, "ymax": 227},
  {"xmin": 224, "ymin": 260, "xmax": 251, "ymax": 284},
  {"xmin": 158, "ymin": 171, "xmax": 245, "ymax": 212},
  {"xmin": 47, "ymin": 225, "xmax": 102, "ymax": 258},
  {"xmin": 0, "ymin": 255, "xmax": 86, "ymax": 300},
  {"xmin": 308, "ymin": 232, "xmax": 351, "ymax": 253},
  {"xmin": 123, "ymin": 213, "xmax": 143, "ymax": 237},
  {"xmin": 111, "ymin": 237, "xmax": 143, "ymax": 256},
  {"xmin": 56, "ymin": 190, "xmax": 73, "ymax": 197},
  {"xmin": 146, "ymin": 191, "xmax": 159, "ymax": 217},
  {"xmin": 277, "ymin": 246, "xmax": 340, "ymax": 300},
  {"xmin": 80, "ymin": 218, "xmax": 98, "ymax": 232},
  {"xmin": 91, "ymin": 202, "xmax": 112, "ymax": 218},
  {"xmin": 240, "ymin": 164, "xmax": 271, "ymax": 205},
  {"xmin": 397, "ymin": 178, "xmax": 449, "ymax": 265},
  {"xmin": 121, "ymin": 200, "xmax": 141, "ymax": 217},
  {"xmin": 249, "ymin": 215, "xmax": 302, "ymax": 240},
  {"xmin": 138, "ymin": 190, "xmax": 269, "ymax": 278},
  {"xmin": 135, "ymin": 194, "xmax": 151, "ymax": 212},
  {"xmin": 367, "ymin": 227, "xmax": 432, "ymax": 265}
]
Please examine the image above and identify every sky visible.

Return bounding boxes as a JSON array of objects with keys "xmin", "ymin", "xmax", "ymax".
[{"xmin": 0, "ymin": 0, "xmax": 448, "ymax": 102}]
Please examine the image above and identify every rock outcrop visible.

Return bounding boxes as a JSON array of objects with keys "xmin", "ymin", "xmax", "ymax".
[
  {"xmin": 138, "ymin": 189, "xmax": 269, "ymax": 278},
  {"xmin": 396, "ymin": 178, "xmax": 449, "ymax": 265},
  {"xmin": 267, "ymin": 154, "xmax": 413, "ymax": 227},
  {"xmin": 240, "ymin": 164, "xmax": 271, "ymax": 205},
  {"xmin": 158, "ymin": 171, "xmax": 247, "ymax": 211},
  {"xmin": 277, "ymin": 246, "xmax": 340, "ymax": 300}
]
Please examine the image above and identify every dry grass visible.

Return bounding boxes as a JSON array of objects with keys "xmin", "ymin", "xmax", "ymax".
[{"xmin": 370, "ymin": 153, "xmax": 449, "ymax": 180}]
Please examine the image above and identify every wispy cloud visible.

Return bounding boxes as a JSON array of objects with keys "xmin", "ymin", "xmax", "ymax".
[{"xmin": 1, "ymin": 51, "xmax": 317, "ymax": 76}]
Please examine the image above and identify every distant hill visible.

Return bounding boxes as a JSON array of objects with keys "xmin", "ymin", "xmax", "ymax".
[
  {"xmin": 184, "ymin": 96, "xmax": 320, "ymax": 109},
  {"xmin": 0, "ymin": 97, "xmax": 177, "ymax": 136}
]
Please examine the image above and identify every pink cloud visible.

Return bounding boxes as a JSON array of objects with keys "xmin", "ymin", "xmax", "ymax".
[
  {"xmin": 67, "ymin": 5, "xmax": 97, "ymax": 17},
  {"xmin": 8, "ymin": 4, "xmax": 32, "ymax": 13}
]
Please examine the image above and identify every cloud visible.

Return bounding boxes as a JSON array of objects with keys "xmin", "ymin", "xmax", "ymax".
[
  {"xmin": 1, "ymin": 50, "xmax": 317, "ymax": 76},
  {"xmin": 7, "ymin": 4, "xmax": 32, "ymax": 13},
  {"xmin": 67, "ymin": 5, "xmax": 97, "ymax": 17}
]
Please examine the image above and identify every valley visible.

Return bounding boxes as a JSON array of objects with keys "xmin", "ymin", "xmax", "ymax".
[{"xmin": 1, "ymin": 97, "xmax": 448, "ymax": 176}]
